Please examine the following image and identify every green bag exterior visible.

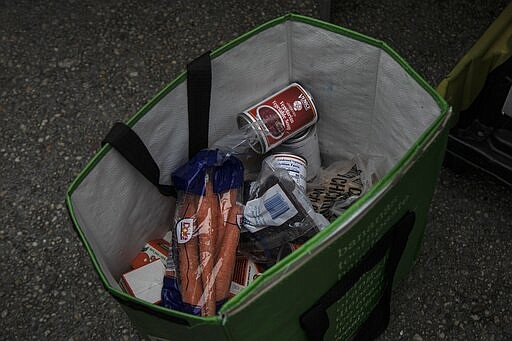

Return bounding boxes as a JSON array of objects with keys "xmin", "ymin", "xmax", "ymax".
[{"xmin": 67, "ymin": 14, "xmax": 450, "ymax": 341}]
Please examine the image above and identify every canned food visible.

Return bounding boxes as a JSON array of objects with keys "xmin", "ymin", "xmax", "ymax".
[
  {"xmin": 238, "ymin": 83, "xmax": 318, "ymax": 154},
  {"xmin": 266, "ymin": 153, "xmax": 307, "ymax": 192},
  {"xmin": 274, "ymin": 125, "xmax": 321, "ymax": 181}
]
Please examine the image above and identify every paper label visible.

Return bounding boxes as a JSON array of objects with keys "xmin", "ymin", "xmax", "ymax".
[
  {"xmin": 243, "ymin": 83, "xmax": 317, "ymax": 151},
  {"xmin": 243, "ymin": 184, "xmax": 298, "ymax": 232},
  {"xmin": 175, "ymin": 218, "xmax": 195, "ymax": 244},
  {"xmin": 229, "ymin": 281, "xmax": 245, "ymax": 296},
  {"xmin": 271, "ymin": 153, "xmax": 307, "ymax": 192},
  {"xmin": 131, "ymin": 239, "xmax": 169, "ymax": 269}
]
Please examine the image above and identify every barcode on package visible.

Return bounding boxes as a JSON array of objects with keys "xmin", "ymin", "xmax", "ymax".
[
  {"xmin": 264, "ymin": 191, "xmax": 289, "ymax": 219},
  {"xmin": 243, "ymin": 184, "xmax": 299, "ymax": 231}
]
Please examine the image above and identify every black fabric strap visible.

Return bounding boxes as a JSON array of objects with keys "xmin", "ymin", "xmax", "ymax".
[
  {"xmin": 300, "ymin": 211, "xmax": 415, "ymax": 341},
  {"xmin": 102, "ymin": 52, "xmax": 213, "ymax": 197},
  {"xmin": 102, "ymin": 122, "xmax": 176, "ymax": 197},
  {"xmin": 187, "ymin": 51, "xmax": 212, "ymax": 159}
]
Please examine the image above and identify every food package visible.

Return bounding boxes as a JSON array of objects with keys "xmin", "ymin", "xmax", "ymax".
[
  {"xmin": 131, "ymin": 239, "xmax": 169, "ymax": 269},
  {"xmin": 120, "ymin": 260, "xmax": 166, "ymax": 304},
  {"xmin": 307, "ymin": 156, "xmax": 374, "ymax": 221},
  {"xmin": 238, "ymin": 157, "xmax": 328, "ymax": 265},
  {"xmin": 228, "ymin": 256, "xmax": 264, "ymax": 298},
  {"xmin": 161, "ymin": 149, "xmax": 244, "ymax": 317}
]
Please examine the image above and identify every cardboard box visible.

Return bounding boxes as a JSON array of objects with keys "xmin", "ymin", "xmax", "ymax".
[
  {"xmin": 131, "ymin": 239, "xmax": 169, "ymax": 269},
  {"xmin": 120, "ymin": 260, "xmax": 165, "ymax": 304},
  {"xmin": 229, "ymin": 257, "xmax": 264, "ymax": 297}
]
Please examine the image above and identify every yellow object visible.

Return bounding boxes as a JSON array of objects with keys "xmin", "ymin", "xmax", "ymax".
[{"xmin": 437, "ymin": 2, "xmax": 512, "ymax": 125}]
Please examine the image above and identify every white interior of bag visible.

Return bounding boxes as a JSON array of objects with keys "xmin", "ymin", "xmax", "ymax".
[{"xmin": 70, "ymin": 20, "xmax": 442, "ymax": 287}]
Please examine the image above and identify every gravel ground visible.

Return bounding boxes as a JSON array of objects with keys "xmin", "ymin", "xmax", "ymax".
[{"xmin": 0, "ymin": 0, "xmax": 510, "ymax": 340}]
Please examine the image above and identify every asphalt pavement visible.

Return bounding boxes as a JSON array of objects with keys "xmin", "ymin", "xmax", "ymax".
[{"xmin": 1, "ymin": 0, "xmax": 511, "ymax": 340}]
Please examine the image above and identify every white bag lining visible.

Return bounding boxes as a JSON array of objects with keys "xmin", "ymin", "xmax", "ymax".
[{"xmin": 70, "ymin": 20, "xmax": 441, "ymax": 287}]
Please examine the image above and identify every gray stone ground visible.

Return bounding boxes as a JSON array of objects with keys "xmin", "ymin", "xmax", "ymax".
[{"xmin": 0, "ymin": 0, "xmax": 510, "ymax": 340}]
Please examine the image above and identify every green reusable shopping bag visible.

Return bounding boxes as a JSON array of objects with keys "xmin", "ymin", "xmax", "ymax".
[{"xmin": 67, "ymin": 14, "xmax": 450, "ymax": 341}]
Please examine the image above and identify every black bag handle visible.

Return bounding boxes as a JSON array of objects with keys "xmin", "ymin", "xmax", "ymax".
[
  {"xmin": 187, "ymin": 51, "xmax": 212, "ymax": 159},
  {"xmin": 300, "ymin": 211, "xmax": 416, "ymax": 341},
  {"xmin": 102, "ymin": 52, "xmax": 212, "ymax": 197},
  {"xmin": 102, "ymin": 122, "xmax": 177, "ymax": 197}
]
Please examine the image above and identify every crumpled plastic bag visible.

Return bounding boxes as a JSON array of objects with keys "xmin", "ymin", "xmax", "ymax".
[{"xmin": 238, "ymin": 157, "xmax": 328, "ymax": 265}]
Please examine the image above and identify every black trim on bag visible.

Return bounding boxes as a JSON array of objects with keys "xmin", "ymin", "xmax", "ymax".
[
  {"xmin": 187, "ymin": 51, "xmax": 211, "ymax": 159},
  {"xmin": 300, "ymin": 211, "xmax": 415, "ymax": 341},
  {"xmin": 102, "ymin": 122, "xmax": 177, "ymax": 197}
]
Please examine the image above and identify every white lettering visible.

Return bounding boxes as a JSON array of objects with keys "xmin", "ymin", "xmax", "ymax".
[{"xmin": 298, "ymin": 93, "xmax": 311, "ymax": 111}]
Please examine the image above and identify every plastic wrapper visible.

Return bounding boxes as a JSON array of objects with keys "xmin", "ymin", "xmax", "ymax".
[
  {"xmin": 161, "ymin": 150, "xmax": 244, "ymax": 316},
  {"xmin": 211, "ymin": 122, "xmax": 266, "ymax": 181},
  {"xmin": 307, "ymin": 155, "xmax": 375, "ymax": 221},
  {"xmin": 239, "ymin": 157, "xmax": 329, "ymax": 265}
]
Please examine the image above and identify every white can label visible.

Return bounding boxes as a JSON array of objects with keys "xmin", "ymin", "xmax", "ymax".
[{"xmin": 271, "ymin": 153, "xmax": 307, "ymax": 192}]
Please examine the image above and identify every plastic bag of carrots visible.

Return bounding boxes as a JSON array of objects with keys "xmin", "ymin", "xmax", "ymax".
[{"xmin": 162, "ymin": 149, "xmax": 244, "ymax": 316}]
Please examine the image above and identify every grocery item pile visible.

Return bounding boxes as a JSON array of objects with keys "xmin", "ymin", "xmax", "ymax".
[{"xmin": 119, "ymin": 83, "xmax": 378, "ymax": 316}]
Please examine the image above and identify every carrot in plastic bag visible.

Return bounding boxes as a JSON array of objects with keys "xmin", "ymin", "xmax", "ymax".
[
  {"xmin": 164, "ymin": 149, "xmax": 244, "ymax": 316},
  {"xmin": 176, "ymin": 193, "xmax": 203, "ymax": 308},
  {"xmin": 196, "ymin": 173, "xmax": 218, "ymax": 316},
  {"xmin": 215, "ymin": 188, "xmax": 241, "ymax": 302},
  {"xmin": 216, "ymin": 186, "xmax": 234, "ymax": 257},
  {"xmin": 162, "ymin": 193, "xmax": 202, "ymax": 315}
]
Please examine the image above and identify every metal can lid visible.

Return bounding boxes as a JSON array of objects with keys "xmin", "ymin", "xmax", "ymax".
[{"xmin": 280, "ymin": 125, "xmax": 316, "ymax": 145}]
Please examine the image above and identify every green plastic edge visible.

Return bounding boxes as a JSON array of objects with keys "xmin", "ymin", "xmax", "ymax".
[{"xmin": 65, "ymin": 12, "xmax": 449, "ymax": 322}]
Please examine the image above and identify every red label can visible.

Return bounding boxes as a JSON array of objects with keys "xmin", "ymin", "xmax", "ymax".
[{"xmin": 237, "ymin": 83, "xmax": 318, "ymax": 153}]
